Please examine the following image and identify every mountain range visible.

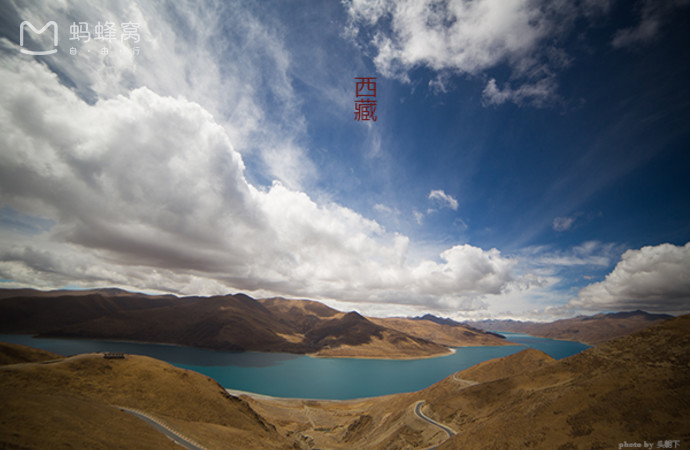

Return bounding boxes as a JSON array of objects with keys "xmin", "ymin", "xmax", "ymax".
[
  {"xmin": 0, "ymin": 289, "xmax": 506, "ymax": 358},
  {"xmin": 467, "ymin": 310, "xmax": 673, "ymax": 345}
]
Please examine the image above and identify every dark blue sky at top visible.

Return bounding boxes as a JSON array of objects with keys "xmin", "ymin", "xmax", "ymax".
[{"xmin": 242, "ymin": 0, "xmax": 690, "ymax": 262}]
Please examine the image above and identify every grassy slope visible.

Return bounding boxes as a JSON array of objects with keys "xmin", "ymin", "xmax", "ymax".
[
  {"xmin": 0, "ymin": 341, "xmax": 62, "ymax": 365},
  {"xmin": 428, "ymin": 315, "xmax": 690, "ymax": 449},
  {"xmin": 249, "ymin": 315, "xmax": 690, "ymax": 449},
  {"xmin": 369, "ymin": 317, "xmax": 509, "ymax": 347},
  {"xmin": 244, "ymin": 350, "xmax": 555, "ymax": 449},
  {"xmin": 0, "ymin": 351, "xmax": 293, "ymax": 449}
]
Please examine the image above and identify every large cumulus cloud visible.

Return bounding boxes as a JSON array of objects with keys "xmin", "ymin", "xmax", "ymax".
[
  {"xmin": 0, "ymin": 40, "xmax": 522, "ymax": 309},
  {"xmin": 568, "ymin": 242, "xmax": 690, "ymax": 314}
]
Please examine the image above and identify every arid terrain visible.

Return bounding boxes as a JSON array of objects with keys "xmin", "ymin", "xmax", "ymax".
[
  {"xmin": 369, "ymin": 316, "xmax": 507, "ymax": 347},
  {"xmin": 2, "ymin": 314, "xmax": 686, "ymax": 449},
  {"xmin": 469, "ymin": 310, "xmax": 673, "ymax": 345},
  {"xmin": 0, "ymin": 341, "xmax": 62, "ymax": 366},
  {"xmin": 0, "ymin": 342, "xmax": 291, "ymax": 449},
  {"xmin": 245, "ymin": 314, "xmax": 690, "ymax": 449}
]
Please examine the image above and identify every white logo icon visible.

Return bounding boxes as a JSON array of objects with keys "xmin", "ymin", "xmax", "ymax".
[{"xmin": 19, "ymin": 20, "xmax": 58, "ymax": 55}]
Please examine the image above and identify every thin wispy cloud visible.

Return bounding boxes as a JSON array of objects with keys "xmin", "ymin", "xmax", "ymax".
[
  {"xmin": 553, "ymin": 216, "xmax": 576, "ymax": 232},
  {"xmin": 428, "ymin": 190, "xmax": 458, "ymax": 211},
  {"xmin": 612, "ymin": 0, "xmax": 690, "ymax": 48}
]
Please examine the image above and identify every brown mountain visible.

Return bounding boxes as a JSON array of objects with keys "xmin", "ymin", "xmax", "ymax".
[
  {"xmin": 0, "ymin": 289, "xmax": 450, "ymax": 359},
  {"xmin": 369, "ymin": 316, "xmax": 508, "ymax": 347},
  {"xmin": 468, "ymin": 309, "xmax": 673, "ymax": 345},
  {"xmin": 259, "ymin": 297, "xmax": 342, "ymax": 325},
  {"xmin": 44, "ymin": 293, "xmax": 299, "ymax": 352},
  {"xmin": 0, "ymin": 346, "xmax": 292, "ymax": 448},
  {"xmin": 245, "ymin": 314, "xmax": 690, "ymax": 449},
  {"xmin": 259, "ymin": 298, "xmax": 452, "ymax": 358},
  {"xmin": 0, "ymin": 288, "xmax": 185, "ymax": 333}
]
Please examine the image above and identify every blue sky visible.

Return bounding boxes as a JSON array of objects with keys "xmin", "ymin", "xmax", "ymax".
[{"xmin": 0, "ymin": 0, "xmax": 689, "ymax": 320}]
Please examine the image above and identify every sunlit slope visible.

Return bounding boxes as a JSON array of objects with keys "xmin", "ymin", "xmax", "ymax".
[
  {"xmin": 0, "ymin": 349, "xmax": 293, "ymax": 449},
  {"xmin": 426, "ymin": 314, "xmax": 690, "ymax": 449},
  {"xmin": 249, "ymin": 315, "xmax": 689, "ymax": 449},
  {"xmin": 369, "ymin": 316, "xmax": 508, "ymax": 347}
]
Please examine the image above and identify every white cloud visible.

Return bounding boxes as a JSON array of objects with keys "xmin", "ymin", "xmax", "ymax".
[
  {"xmin": 612, "ymin": 0, "xmax": 690, "ymax": 49},
  {"xmin": 524, "ymin": 241, "xmax": 619, "ymax": 268},
  {"xmin": 428, "ymin": 189, "xmax": 458, "ymax": 210},
  {"xmin": 568, "ymin": 242, "xmax": 690, "ymax": 314},
  {"xmin": 347, "ymin": 0, "xmax": 554, "ymax": 77},
  {"xmin": 453, "ymin": 218, "xmax": 468, "ymax": 231},
  {"xmin": 374, "ymin": 203, "xmax": 398, "ymax": 215},
  {"xmin": 373, "ymin": 203, "xmax": 391, "ymax": 213},
  {"xmin": 8, "ymin": 0, "xmax": 665, "ymax": 321},
  {"xmin": 428, "ymin": 73, "xmax": 451, "ymax": 94},
  {"xmin": 7, "ymin": 0, "xmax": 313, "ymax": 190},
  {"xmin": 553, "ymin": 215, "xmax": 576, "ymax": 231},
  {"xmin": 0, "ymin": 39, "xmax": 527, "ymax": 310},
  {"xmin": 482, "ymin": 77, "xmax": 558, "ymax": 108},
  {"xmin": 413, "ymin": 244, "xmax": 514, "ymax": 297},
  {"xmin": 345, "ymin": 0, "xmax": 605, "ymax": 105},
  {"xmin": 552, "ymin": 211, "xmax": 599, "ymax": 233}
]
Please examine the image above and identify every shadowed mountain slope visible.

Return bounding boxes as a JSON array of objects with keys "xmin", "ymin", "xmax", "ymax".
[
  {"xmin": 0, "ymin": 289, "xmax": 450, "ymax": 358},
  {"xmin": 0, "ymin": 289, "xmax": 185, "ymax": 333},
  {"xmin": 258, "ymin": 298, "xmax": 452, "ymax": 358}
]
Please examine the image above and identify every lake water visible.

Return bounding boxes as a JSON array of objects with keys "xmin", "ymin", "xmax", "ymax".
[{"xmin": 0, "ymin": 333, "xmax": 588, "ymax": 400}]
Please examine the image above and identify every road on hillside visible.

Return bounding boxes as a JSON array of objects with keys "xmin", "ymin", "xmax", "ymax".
[
  {"xmin": 452, "ymin": 373, "xmax": 479, "ymax": 388},
  {"xmin": 119, "ymin": 407, "xmax": 205, "ymax": 450},
  {"xmin": 414, "ymin": 400, "xmax": 456, "ymax": 441}
]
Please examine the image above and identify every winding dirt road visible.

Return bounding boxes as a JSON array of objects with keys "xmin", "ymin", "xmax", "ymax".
[
  {"xmin": 118, "ymin": 407, "xmax": 206, "ymax": 450},
  {"xmin": 414, "ymin": 400, "xmax": 456, "ymax": 444}
]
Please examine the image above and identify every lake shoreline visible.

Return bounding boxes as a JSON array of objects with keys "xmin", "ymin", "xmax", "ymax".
[
  {"xmin": 308, "ymin": 346, "xmax": 457, "ymax": 360},
  {"xmin": 9, "ymin": 334, "xmax": 464, "ymax": 361},
  {"xmin": 225, "ymin": 388, "xmax": 394, "ymax": 403},
  {"xmin": 0, "ymin": 333, "xmax": 588, "ymax": 400}
]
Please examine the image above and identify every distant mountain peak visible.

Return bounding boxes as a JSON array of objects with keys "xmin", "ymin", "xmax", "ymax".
[
  {"xmin": 93, "ymin": 287, "xmax": 128, "ymax": 294},
  {"xmin": 603, "ymin": 310, "xmax": 673, "ymax": 321},
  {"xmin": 343, "ymin": 311, "xmax": 367, "ymax": 321},
  {"xmin": 411, "ymin": 314, "xmax": 462, "ymax": 327}
]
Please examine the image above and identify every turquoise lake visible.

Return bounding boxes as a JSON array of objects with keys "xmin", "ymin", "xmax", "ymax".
[{"xmin": 0, "ymin": 333, "xmax": 588, "ymax": 400}]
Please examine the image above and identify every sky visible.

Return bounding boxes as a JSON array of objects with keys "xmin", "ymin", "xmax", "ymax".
[{"xmin": 0, "ymin": 0, "xmax": 689, "ymax": 321}]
